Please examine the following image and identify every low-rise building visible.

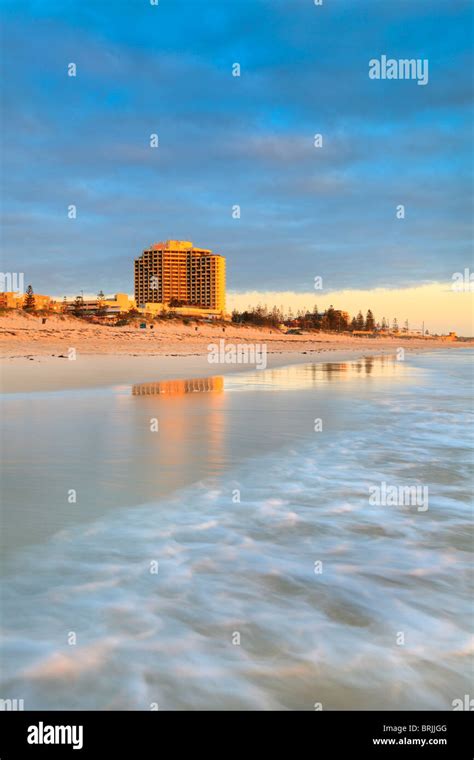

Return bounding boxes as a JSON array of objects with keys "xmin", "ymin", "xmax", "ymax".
[
  {"xmin": 0, "ymin": 292, "xmax": 55, "ymax": 310},
  {"xmin": 0, "ymin": 292, "xmax": 20, "ymax": 309},
  {"xmin": 63, "ymin": 293, "xmax": 136, "ymax": 315},
  {"xmin": 140, "ymin": 302, "xmax": 225, "ymax": 319}
]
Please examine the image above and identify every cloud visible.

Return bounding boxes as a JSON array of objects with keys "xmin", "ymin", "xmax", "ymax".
[{"xmin": 0, "ymin": 0, "xmax": 472, "ymax": 296}]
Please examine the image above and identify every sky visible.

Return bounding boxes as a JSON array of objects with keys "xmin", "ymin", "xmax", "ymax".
[{"xmin": 1, "ymin": 0, "xmax": 473, "ymax": 332}]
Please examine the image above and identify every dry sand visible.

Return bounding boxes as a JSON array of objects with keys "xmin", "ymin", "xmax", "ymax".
[{"xmin": 0, "ymin": 311, "xmax": 470, "ymax": 393}]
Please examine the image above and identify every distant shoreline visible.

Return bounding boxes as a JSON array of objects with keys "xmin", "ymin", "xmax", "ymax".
[{"xmin": 1, "ymin": 311, "xmax": 471, "ymax": 393}]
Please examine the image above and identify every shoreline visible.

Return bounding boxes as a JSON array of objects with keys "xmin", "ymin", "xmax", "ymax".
[
  {"xmin": 1, "ymin": 344, "xmax": 470, "ymax": 394},
  {"xmin": 1, "ymin": 311, "xmax": 471, "ymax": 393}
]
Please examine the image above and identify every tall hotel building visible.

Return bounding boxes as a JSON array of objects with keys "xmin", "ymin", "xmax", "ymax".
[{"xmin": 134, "ymin": 240, "xmax": 226, "ymax": 312}]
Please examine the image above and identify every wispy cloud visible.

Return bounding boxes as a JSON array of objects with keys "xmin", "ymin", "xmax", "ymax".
[{"xmin": 1, "ymin": 0, "xmax": 472, "ymax": 297}]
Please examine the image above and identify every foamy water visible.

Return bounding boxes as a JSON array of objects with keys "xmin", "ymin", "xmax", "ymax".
[{"xmin": 1, "ymin": 352, "xmax": 472, "ymax": 709}]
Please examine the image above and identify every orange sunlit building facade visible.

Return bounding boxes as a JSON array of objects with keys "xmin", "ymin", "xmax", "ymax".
[{"xmin": 134, "ymin": 240, "xmax": 226, "ymax": 313}]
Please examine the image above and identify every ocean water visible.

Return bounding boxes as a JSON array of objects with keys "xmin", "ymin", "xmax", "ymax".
[{"xmin": 0, "ymin": 352, "xmax": 472, "ymax": 710}]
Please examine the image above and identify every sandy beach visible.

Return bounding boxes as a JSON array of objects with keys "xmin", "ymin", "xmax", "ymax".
[
  {"xmin": 0, "ymin": 311, "xmax": 471, "ymax": 393},
  {"xmin": 2, "ymin": 345, "xmax": 473, "ymax": 710}
]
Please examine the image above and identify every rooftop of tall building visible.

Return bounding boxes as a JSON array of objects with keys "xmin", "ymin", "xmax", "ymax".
[{"xmin": 147, "ymin": 240, "xmax": 211, "ymax": 252}]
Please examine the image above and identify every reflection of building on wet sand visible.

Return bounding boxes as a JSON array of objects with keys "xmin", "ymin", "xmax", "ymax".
[
  {"xmin": 131, "ymin": 357, "xmax": 404, "ymax": 398},
  {"xmin": 132, "ymin": 376, "xmax": 224, "ymax": 396},
  {"xmin": 129, "ymin": 374, "xmax": 226, "ymax": 489}
]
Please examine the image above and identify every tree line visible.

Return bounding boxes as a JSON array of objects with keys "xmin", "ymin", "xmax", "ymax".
[{"xmin": 231, "ymin": 305, "xmax": 388, "ymax": 332}]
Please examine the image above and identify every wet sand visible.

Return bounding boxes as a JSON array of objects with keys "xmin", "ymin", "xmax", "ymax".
[
  {"xmin": 0, "ymin": 312, "xmax": 469, "ymax": 393},
  {"xmin": 0, "ymin": 348, "xmax": 408, "ymax": 393},
  {"xmin": 1, "ymin": 352, "xmax": 472, "ymax": 709}
]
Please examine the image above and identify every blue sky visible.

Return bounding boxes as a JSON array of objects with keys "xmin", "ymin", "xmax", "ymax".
[{"xmin": 1, "ymin": 0, "xmax": 473, "ymax": 297}]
